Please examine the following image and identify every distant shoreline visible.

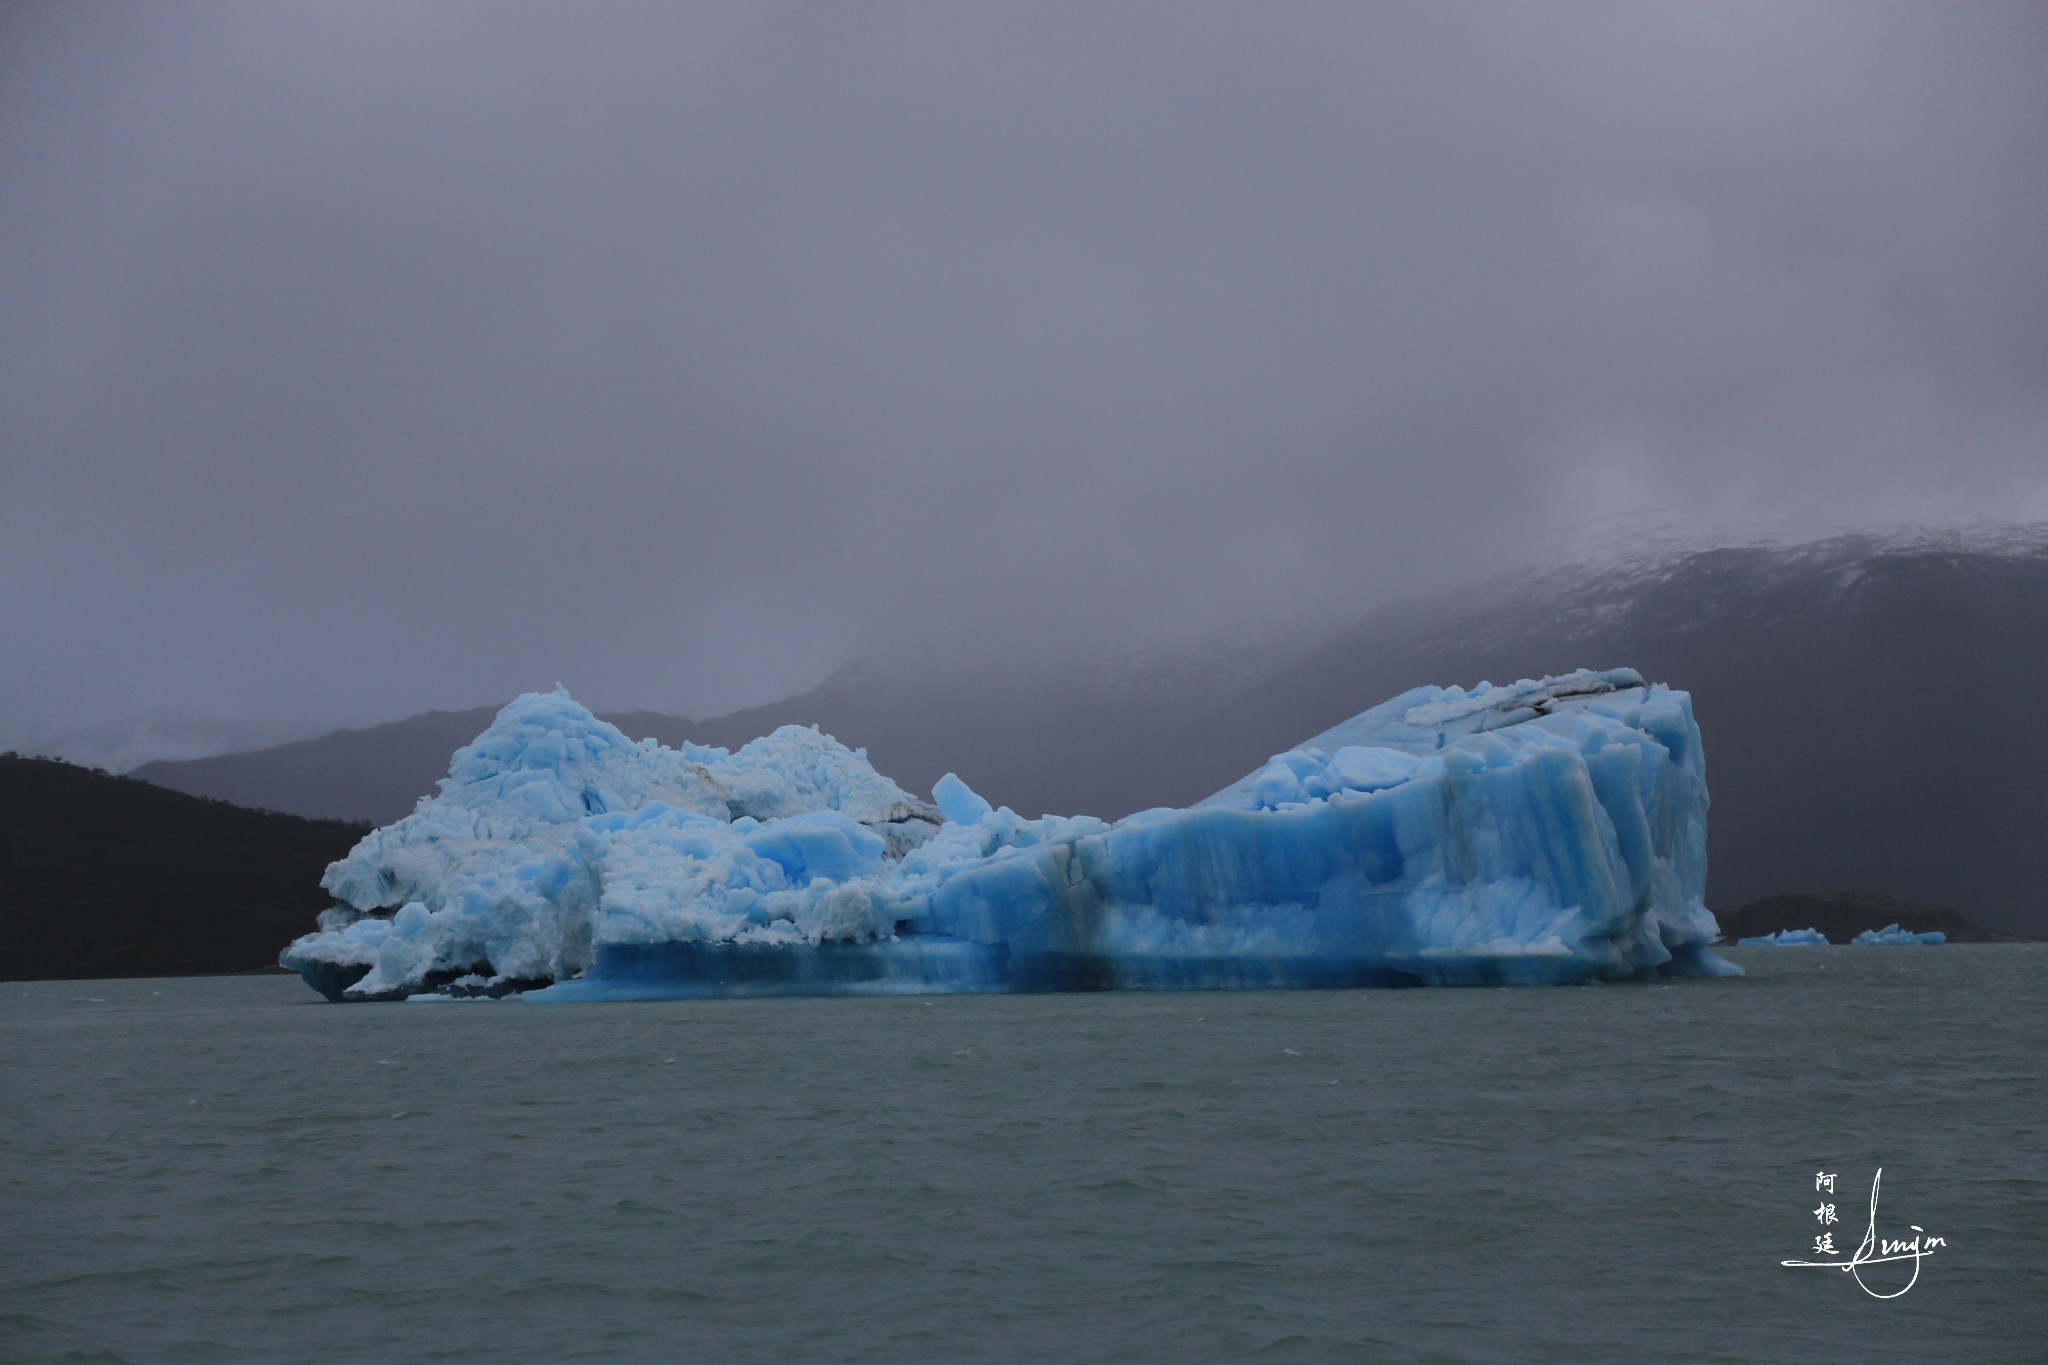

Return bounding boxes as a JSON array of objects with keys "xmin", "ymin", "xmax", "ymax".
[{"xmin": 15, "ymin": 943, "xmax": 2042, "ymax": 992}]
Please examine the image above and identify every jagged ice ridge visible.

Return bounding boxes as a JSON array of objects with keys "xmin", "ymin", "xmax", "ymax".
[{"xmin": 279, "ymin": 669, "xmax": 1739, "ymax": 1000}]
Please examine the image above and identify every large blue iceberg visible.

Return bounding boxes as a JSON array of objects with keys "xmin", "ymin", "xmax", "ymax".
[{"xmin": 279, "ymin": 667, "xmax": 1739, "ymax": 1001}]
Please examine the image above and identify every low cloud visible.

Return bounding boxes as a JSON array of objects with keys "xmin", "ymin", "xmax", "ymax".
[{"xmin": 4, "ymin": 1, "xmax": 2044, "ymax": 758}]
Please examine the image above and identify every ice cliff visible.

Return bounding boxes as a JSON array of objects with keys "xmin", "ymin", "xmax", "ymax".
[{"xmin": 279, "ymin": 668, "xmax": 1739, "ymax": 1001}]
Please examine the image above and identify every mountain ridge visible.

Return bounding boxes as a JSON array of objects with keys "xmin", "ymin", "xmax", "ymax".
[{"xmin": 126, "ymin": 530, "xmax": 2048, "ymax": 935}]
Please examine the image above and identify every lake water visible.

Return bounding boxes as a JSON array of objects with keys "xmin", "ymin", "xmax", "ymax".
[{"xmin": 4, "ymin": 946, "xmax": 2043, "ymax": 1362}]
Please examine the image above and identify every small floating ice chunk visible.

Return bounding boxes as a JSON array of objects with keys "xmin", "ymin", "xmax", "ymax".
[
  {"xmin": 1736, "ymin": 928, "xmax": 1831, "ymax": 946},
  {"xmin": 1850, "ymin": 923, "xmax": 1945, "ymax": 946}
]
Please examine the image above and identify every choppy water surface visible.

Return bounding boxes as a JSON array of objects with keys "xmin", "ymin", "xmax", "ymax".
[{"xmin": 4, "ymin": 947, "xmax": 2043, "ymax": 1362}]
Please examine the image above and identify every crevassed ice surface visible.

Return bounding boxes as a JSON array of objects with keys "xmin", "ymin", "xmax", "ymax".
[{"xmin": 278, "ymin": 669, "xmax": 1739, "ymax": 1001}]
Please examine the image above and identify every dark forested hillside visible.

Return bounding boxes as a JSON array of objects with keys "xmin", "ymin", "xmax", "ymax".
[{"xmin": 0, "ymin": 755, "xmax": 367, "ymax": 981}]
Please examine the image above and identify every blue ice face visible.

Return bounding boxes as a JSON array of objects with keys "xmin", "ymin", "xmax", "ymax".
[
  {"xmin": 931, "ymin": 772, "xmax": 994, "ymax": 827},
  {"xmin": 281, "ymin": 669, "xmax": 1738, "ymax": 1002},
  {"xmin": 740, "ymin": 811, "xmax": 887, "ymax": 885}
]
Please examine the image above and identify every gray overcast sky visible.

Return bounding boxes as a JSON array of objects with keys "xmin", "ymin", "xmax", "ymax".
[{"xmin": 4, "ymin": 1, "xmax": 2045, "ymax": 764}]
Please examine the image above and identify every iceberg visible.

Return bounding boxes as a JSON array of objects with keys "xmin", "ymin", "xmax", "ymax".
[
  {"xmin": 1851, "ymin": 924, "xmax": 1945, "ymax": 946},
  {"xmin": 1736, "ymin": 928, "xmax": 1831, "ymax": 946},
  {"xmin": 279, "ymin": 668, "xmax": 1739, "ymax": 1001}
]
